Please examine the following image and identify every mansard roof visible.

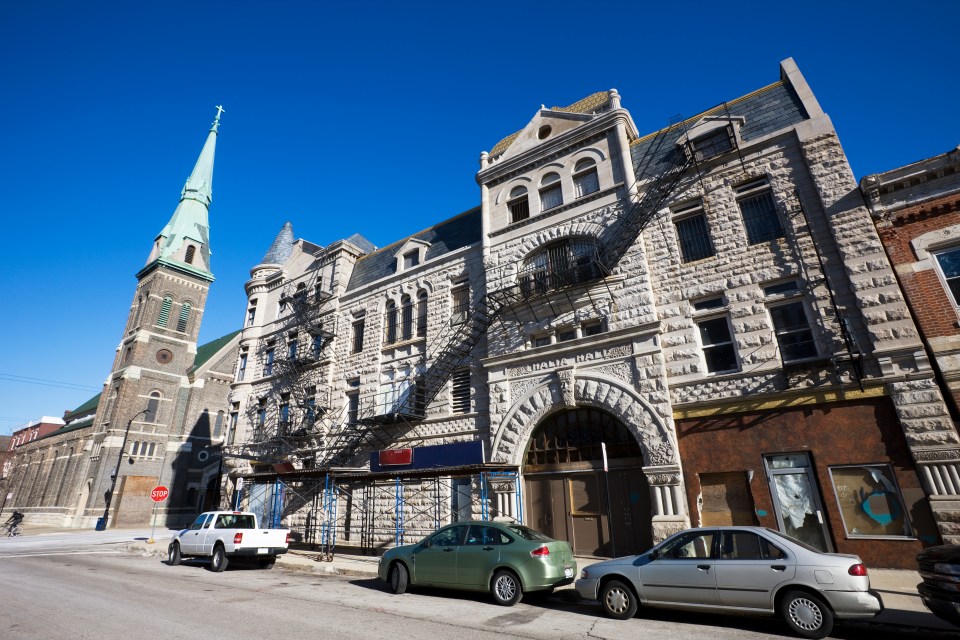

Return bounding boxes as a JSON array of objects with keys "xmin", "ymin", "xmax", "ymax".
[
  {"xmin": 346, "ymin": 206, "xmax": 482, "ymax": 290},
  {"xmin": 629, "ymin": 80, "xmax": 809, "ymax": 176}
]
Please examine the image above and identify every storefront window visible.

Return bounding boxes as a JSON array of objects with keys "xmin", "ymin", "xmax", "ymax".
[{"xmin": 829, "ymin": 464, "xmax": 912, "ymax": 538}]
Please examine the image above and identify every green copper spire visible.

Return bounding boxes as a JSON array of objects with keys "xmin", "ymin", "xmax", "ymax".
[{"xmin": 140, "ymin": 107, "xmax": 222, "ymax": 282}]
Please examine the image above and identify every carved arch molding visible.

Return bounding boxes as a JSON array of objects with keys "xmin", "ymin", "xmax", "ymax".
[{"xmin": 490, "ymin": 370, "xmax": 678, "ymax": 469}]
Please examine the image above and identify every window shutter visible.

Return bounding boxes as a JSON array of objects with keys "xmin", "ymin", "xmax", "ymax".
[
  {"xmin": 177, "ymin": 302, "xmax": 191, "ymax": 332},
  {"xmin": 158, "ymin": 297, "xmax": 172, "ymax": 327}
]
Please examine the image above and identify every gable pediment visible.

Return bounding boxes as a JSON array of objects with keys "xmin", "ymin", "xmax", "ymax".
[{"xmin": 495, "ymin": 110, "xmax": 594, "ymax": 162}]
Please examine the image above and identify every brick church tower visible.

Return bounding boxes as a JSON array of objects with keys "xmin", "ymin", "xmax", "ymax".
[{"xmin": 86, "ymin": 108, "xmax": 222, "ymax": 528}]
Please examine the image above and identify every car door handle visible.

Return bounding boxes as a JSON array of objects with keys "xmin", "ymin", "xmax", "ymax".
[
  {"xmin": 443, "ymin": 547, "xmax": 454, "ymax": 552},
  {"xmin": 483, "ymin": 546, "xmax": 495, "ymax": 551},
  {"xmin": 697, "ymin": 564, "xmax": 711, "ymax": 572},
  {"xmin": 771, "ymin": 565, "xmax": 787, "ymax": 571}
]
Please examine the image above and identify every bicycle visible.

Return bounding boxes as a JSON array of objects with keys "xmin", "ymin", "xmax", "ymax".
[{"xmin": 4, "ymin": 512, "xmax": 24, "ymax": 537}]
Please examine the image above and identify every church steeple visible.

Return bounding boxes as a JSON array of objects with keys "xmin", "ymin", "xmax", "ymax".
[{"xmin": 140, "ymin": 106, "xmax": 223, "ymax": 282}]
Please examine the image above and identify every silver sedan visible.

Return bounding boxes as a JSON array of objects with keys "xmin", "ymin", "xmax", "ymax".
[{"xmin": 575, "ymin": 526, "xmax": 882, "ymax": 639}]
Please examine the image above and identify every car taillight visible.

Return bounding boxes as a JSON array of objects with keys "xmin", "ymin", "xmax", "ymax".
[
  {"xmin": 286, "ymin": 532, "xmax": 292, "ymax": 544},
  {"xmin": 234, "ymin": 532, "xmax": 243, "ymax": 544},
  {"xmin": 530, "ymin": 545, "xmax": 550, "ymax": 558},
  {"xmin": 848, "ymin": 563, "xmax": 868, "ymax": 576}
]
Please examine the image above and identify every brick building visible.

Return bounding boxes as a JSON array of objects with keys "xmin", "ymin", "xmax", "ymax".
[
  {"xmin": 225, "ymin": 60, "xmax": 960, "ymax": 568},
  {"xmin": 862, "ymin": 144, "xmax": 960, "ymax": 524}
]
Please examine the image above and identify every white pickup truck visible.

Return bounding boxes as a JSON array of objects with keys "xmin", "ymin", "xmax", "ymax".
[{"xmin": 167, "ymin": 511, "xmax": 291, "ymax": 572}]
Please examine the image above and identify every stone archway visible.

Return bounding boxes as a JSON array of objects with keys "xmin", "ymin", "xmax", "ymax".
[{"xmin": 491, "ymin": 370, "xmax": 690, "ymax": 546}]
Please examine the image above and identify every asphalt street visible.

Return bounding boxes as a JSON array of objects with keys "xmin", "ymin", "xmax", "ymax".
[{"xmin": 0, "ymin": 531, "xmax": 955, "ymax": 640}]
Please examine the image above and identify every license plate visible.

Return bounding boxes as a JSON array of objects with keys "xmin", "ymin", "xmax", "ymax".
[
  {"xmin": 564, "ymin": 567, "xmax": 574, "ymax": 578},
  {"xmin": 258, "ymin": 548, "xmax": 268, "ymax": 554}
]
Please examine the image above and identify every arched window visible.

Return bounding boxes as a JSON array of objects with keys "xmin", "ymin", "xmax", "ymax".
[
  {"xmin": 539, "ymin": 173, "xmax": 563, "ymax": 211},
  {"xmin": 508, "ymin": 186, "xmax": 530, "ymax": 223},
  {"xmin": 385, "ymin": 300, "xmax": 398, "ymax": 344},
  {"xmin": 158, "ymin": 296, "xmax": 173, "ymax": 327},
  {"xmin": 401, "ymin": 294, "xmax": 413, "ymax": 341},
  {"xmin": 294, "ymin": 282, "xmax": 307, "ymax": 306},
  {"xmin": 519, "ymin": 237, "xmax": 600, "ymax": 297},
  {"xmin": 573, "ymin": 158, "xmax": 600, "ymax": 198},
  {"xmin": 144, "ymin": 391, "xmax": 161, "ymax": 423},
  {"xmin": 525, "ymin": 408, "xmax": 642, "ymax": 467},
  {"xmin": 184, "ymin": 244, "xmax": 196, "ymax": 264},
  {"xmin": 177, "ymin": 302, "xmax": 191, "ymax": 332},
  {"xmin": 416, "ymin": 290, "xmax": 428, "ymax": 337}
]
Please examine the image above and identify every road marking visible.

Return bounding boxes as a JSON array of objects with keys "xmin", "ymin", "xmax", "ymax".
[{"xmin": 0, "ymin": 550, "xmax": 124, "ymax": 558}]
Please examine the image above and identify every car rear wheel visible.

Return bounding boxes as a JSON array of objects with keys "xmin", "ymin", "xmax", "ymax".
[
  {"xmin": 210, "ymin": 544, "xmax": 228, "ymax": 572},
  {"xmin": 780, "ymin": 590, "xmax": 834, "ymax": 639},
  {"xmin": 390, "ymin": 563, "xmax": 409, "ymax": 594},
  {"xmin": 600, "ymin": 579, "xmax": 638, "ymax": 620},
  {"xmin": 491, "ymin": 569, "xmax": 522, "ymax": 606},
  {"xmin": 168, "ymin": 542, "xmax": 181, "ymax": 566}
]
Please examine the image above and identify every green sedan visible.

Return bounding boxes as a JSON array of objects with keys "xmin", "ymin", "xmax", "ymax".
[{"xmin": 378, "ymin": 521, "xmax": 576, "ymax": 606}]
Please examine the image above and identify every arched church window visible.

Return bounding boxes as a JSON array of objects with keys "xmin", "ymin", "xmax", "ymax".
[
  {"xmin": 157, "ymin": 296, "xmax": 173, "ymax": 327},
  {"xmin": 144, "ymin": 391, "xmax": 161, "ymax": 423},
  {"xmin": 185, "ymin": 244, "xmax": 196, "ymax": 264}
]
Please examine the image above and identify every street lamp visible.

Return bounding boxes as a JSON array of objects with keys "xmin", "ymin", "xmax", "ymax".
[{"xmin": 99, "ymin": 408, "xmax": 148, "ymax": 530}]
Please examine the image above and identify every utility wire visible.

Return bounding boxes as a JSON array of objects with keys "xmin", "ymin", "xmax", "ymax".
[{"xmin": 0, "ymin": 373, "xmax": 100, "ymax": 392}]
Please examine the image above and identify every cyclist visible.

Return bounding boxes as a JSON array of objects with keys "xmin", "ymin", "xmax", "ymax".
[{"xmin": 4, "ymin": 511, "xmax": 24, "ymax": 536}]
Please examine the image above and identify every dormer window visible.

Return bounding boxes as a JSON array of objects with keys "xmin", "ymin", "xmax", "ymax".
[
  {"xmin": 508, "ymin": 186, "xmax": 530, "ymax": 223},
  {"xmin": 573, "ymin": 158, "xmax": 600, "ymax": 198},
  {"xmin": 677, "ymin": 116, "xmax": 744, "ymax": 163},
  {"xmin": 184, "ymin": 244, "xmax": 196, "ymax": 264},
  {"xmin": 394, "ymin": 238, "xmax": 430, "ymax": 272},
  {"xmin": 690, "ymin": 127, "xmax": 733, "ymax": 160},
  {"xmin": 540, "ymin": 173, "xmax": 563, "ymax": 211}
]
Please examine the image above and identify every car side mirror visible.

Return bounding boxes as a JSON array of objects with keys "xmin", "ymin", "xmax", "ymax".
[{"xmin": 422, "ymin": 539, "xmax": 432, "ymax": 548}]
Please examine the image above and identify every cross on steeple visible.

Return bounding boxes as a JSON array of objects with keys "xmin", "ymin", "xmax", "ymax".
[{"xmin": 212, "ymin": 105, "xmax": 225, "ymax": 132}]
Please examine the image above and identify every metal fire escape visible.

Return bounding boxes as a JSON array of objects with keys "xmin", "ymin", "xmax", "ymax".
[{"xmin": 373, "ymin": 125, "xmax": 696, "ymax": 424}]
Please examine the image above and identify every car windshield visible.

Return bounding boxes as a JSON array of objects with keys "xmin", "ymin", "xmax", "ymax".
[
  {"xmin": 504, "ymin": 525, "xmax": 551, "ymax": 541},
  {"xmin": 766, "ymin": 528, "xmax": 823, "ymax": 554}
]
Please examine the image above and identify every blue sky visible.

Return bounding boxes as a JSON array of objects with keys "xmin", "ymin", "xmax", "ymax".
[{"xmin": 1, "ymin": 1, "xmax": 958, "ymax": 435}]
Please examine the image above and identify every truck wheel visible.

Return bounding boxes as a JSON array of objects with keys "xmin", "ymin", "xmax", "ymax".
[
  {"xmin": 168, "ymin": 542, "xmax": 182, "ymax": 566},
  {"xmin": 259, "ymin": 557, "xmax": 276, "ymax": 569},
  {"xmin": 210, "ymin": 544, "xmax": 228, "ymax": 572},
  {"xmin": 390, "ymin": 563, "xmax": 408, "ymax": 594}
]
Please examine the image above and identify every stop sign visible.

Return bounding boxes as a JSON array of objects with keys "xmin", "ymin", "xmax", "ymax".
[{"xmin": 150, "ymin": 486, "xmax": 169, "ymax": 502}]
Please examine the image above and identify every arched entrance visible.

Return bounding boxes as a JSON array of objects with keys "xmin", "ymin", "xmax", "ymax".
[{"xmin": 523, "ymin": 407, "xmax": 652, "ymax": 557}]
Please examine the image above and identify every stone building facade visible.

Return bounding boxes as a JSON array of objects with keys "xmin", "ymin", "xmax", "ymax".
[
  {"xmin": 225, "ymin": 59, "xmax": 959, "ymax": 568},
  {"xmin": 5, "ymin": 112, "xmax": 240, "ymax": 528}
]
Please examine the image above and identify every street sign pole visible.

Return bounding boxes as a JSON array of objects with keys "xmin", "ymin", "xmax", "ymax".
[{"xmin": 148, "ymin": 485, "xmax": 169, "ymax": 544}]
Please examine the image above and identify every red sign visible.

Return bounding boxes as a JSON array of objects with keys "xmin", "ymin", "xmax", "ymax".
[
  {"xmin": 379, "ymin": 448, "xmax": 413, "ymax": 466},
  {"xmin": 150, "ymin": 486, "xmax": 169, "ymax": 502}
]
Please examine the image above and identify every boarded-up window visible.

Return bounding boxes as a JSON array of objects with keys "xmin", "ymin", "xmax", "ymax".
[
  {"xmin": 699, "ymin": 471, "xmax": 758, "ymax": 526},
  {"xmin": 569, "ymin": 475, "xmax": 602, "ymax": 515}
]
